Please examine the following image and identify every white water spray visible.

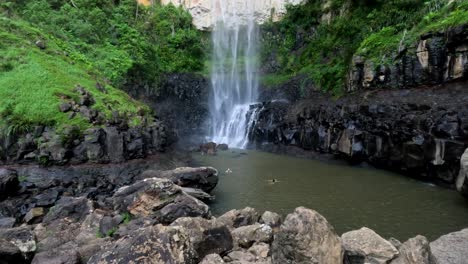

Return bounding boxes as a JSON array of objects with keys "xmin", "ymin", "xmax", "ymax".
[{"xmin": 208, "ymin": 0, "xmax": 260, "ymax": 149}]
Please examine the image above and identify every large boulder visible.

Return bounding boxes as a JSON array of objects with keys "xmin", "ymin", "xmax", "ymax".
[
  {"xmin": 0, "ymin": 169, "xmax": 19, "ymax": 200},
  {"xmin": 88, "ymin": 224, "xmax": 196, "ymax": 264},
  {"xmin": 260, "ymin": 211, "xmax": 282, "ymax": 229},
  {"xmin": 171, "ymin": 217, "xmax": 233, "ymax": 260},
  {"xmin": 231, "ymin": 223, "xmax": 273, "ymax": 249},
  {"xmin": 142, "ymin": 167, "xmax": 219, "ymax": 192},
  {"xmin": 342, "ymin": 227, "xmax": 399, "ymax": 264},
  {"xmin": 430, "ymin": 228, "xmax": 468, "ymax": 264},
  {"xmin": 158, "ymin": 194, "xmax": 210, "ymax": 224},
  {"xmin": 216, "ymin": 207, "xmax": 259, "ymax": 230},
  {"xmin": 271, "ymin": 207, "xmax": 343, "ymax": 264},
  {"xmin": 456, "ymin": 148, "xmax": 468, "ymax": 197},
  {"xmin": 391, "ymin": 235, "xmax": 435, "ymax": 264},
  {"xmin": 43, "ymin": 197, "xmax": 93, "ymax": 224},
  {"xmin": 35, "ymin": 210, "xmax": 109, "ymax": 262},
  {"xmin": 112, "ymin": 178, "xmax": 210, "ymax": 224}
]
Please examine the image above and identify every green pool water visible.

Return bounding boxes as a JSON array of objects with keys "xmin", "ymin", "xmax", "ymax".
[{"xmin": 193, "ymin": 149, "xmax": 468, "ymax": 240}]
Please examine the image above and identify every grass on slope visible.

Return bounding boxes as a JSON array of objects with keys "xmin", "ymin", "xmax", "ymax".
[
  {"xmin": 0, "ymin": 17, "xmax": 150, "ymax": 134},
  {"xmin": 357, "ymin": 1, "xmax": 468, "ymax": 63}
]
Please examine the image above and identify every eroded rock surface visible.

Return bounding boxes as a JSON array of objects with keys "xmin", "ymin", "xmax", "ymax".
[
  {"xmin": 391, "ymin": 235, "xmax": 435, "ymax": 264},
  {"xmin": 430, "ymin": 228, "xmax": 468, "ymax": 264},
  {"xmin": 88, "ymin": 224, "xmax": 196, "ymax": 264},
  {"xmin": 342, "ymin": 227, "xmax": 399, "ymax": 264},
  {"xmin": 271, "ymin": 207, "xmax": 343, "ymax": 264}
]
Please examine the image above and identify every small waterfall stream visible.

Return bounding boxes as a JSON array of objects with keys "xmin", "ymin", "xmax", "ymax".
[{"xmin": 208, "ymin": 0, "xmax": 260, "ymax": 149}]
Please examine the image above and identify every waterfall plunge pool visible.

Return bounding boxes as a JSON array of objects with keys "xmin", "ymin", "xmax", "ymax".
[{"xmin": 193, "ymin": 149, "xmax": 468, "ymax": 241}]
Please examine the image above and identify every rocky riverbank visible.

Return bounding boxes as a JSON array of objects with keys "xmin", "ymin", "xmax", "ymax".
[
  {"xmin": 1, "ymin": 158, "xmax": 467, "ymax": 264},
  {"xmin": 249, "ymin": 23, "xmax": 468, "ymax": 189},
  {"xmin": 250, "ymin": 82, "xmax": 468, "ymax": 189},
  {"xmin": 0, "ymin": 86, "xmax": 169, "ymax": 166}
]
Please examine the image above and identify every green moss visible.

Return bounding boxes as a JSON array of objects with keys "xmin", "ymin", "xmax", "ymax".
[
  {"xmin": 357, "ymin": 27, "xmax": 403, "ymax": 64},
  {"xmin": 261, "ymin": 73, "xmax": 294, "ymax": 87}
]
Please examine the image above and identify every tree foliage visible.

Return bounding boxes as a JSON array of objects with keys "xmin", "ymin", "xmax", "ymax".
[
  {"xmin": 261, "ymin": 0, "xmax": 468, "ymax": 96},
  {"xmin": 3, "ymin": 0, "xmax": 205, "ymax": 92}
]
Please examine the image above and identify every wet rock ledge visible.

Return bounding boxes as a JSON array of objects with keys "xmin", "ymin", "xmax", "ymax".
[{"xmin": 1, "ymin": 164, "xmax": 467, "ymax": 264}]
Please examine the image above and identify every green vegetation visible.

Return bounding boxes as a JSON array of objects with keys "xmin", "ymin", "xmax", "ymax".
[
  {"xmin": 261, "ymin": 0, "xmax": 468, "ymax": 96},
  {"xmin": 18, "ymin": 175, "xmax": 28, "ymax": 182},
  {"xmin": 122, "ymin": 212, "xmax": 132, "ymax": 224},
  {"xmin": 0, "ymin": 0, "xmax": 206, "ymax": 133},
  {"xmin": 358, "ymin": 1, "xmax": 468, "ymax": 62},
  {"xmin": 3, "ymin": 0, "xmax": 205, "ymax": 88},
  {"xmin": 0, "ymin": 18, "xmax": 149, "ymax": 133}
]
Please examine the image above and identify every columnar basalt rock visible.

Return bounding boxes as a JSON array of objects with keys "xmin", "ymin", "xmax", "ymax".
[
  {"xmin": 249, "ymin": 89, "xmax": 468, "ymax": 187},
  {"xmin": 347, "ymin": 25, "xmax": 468, "ymax": 92}
]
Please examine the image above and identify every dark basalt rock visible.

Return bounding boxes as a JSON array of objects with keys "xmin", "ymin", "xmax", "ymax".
[
  {"xmin": 123, "ymin": 73, "xmax": 209, "ymax": 146},
  {"xmin": 142, "ymin": 167, "xmax": 219, "ymax": 193},
  {"xmin": 347, "ymin": 25, "xmax": 468, "ymax": 92},
  {"xmin": 0, "ymin": 239, "xmax": 25, "ymax": 264},
  {"xmin": 43, "ymin": 197, "xmax": 93, "ymax": 224},
  {"xmin": 0, "ymin": 226, "xmax": 36, "ymax": 258},
  {"xmin": 251, "ymin": 84, "xmax": 468, "ymax": 187},
  {"xmin": 0, "ymin": 169, "xmax": 19, "ymax": 200}
]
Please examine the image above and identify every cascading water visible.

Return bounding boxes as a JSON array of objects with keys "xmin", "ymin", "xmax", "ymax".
[{"xmin": 208, "ymin": 0, "xmax": 260, "ymax": 149}]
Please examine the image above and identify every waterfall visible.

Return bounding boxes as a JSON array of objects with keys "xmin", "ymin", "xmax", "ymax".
[{"xmin": 208, "ymin": 0, "xmax": 259, "ymax": 149}]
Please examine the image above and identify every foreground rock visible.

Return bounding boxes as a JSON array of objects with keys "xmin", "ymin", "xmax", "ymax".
[
  {"xmin": 171, "ymin": 217, "xmax": 233, "ymax": 260},
  {"xmin": 391, "ymin": 235, "xmax": 435, "ymax": 264},
  {"xmin": 0, "ymin": 159, "xmax": 465, "ymax": 264},
  {"xmin": 112, "ymin": 177, "xmax": 210, "ymax": 224},
  {"xmin": 0, "ymin": 239, "xmax": 25, "ymax": 264},
  {"xmin": 88, "ymin": 224, "xmax": 196, "ymax": 264},
  {"xmin": 0, "ymin": 226, "xmax": 36, "ymax": 261},
  {"xmin": 142, "ymin": 166, "xmax": 219, "ymax": 192},
  {"xmin": 231, "ymin": 223, "xmax": 273, "ymax": 249},
  {"xmin": 430, "ymin": 228, "xmax": 468, "ymax": 264},
  {"xmin": 342, "ymin": 227, "xmax": 399, "ymax": 264},
  {"xmin": 271, "ymin": 207, "xmax": 343, "ymax": 263},
  {"xmin": 217, "ymin": 207, "xmax": 260, "ymax": 230}
]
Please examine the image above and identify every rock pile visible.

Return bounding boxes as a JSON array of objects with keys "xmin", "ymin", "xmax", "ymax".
[{"xmin": 1, "ymin": 164, "xmax": 466, "ymax": 263}]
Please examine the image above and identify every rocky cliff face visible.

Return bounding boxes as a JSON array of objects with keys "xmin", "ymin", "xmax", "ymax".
[
  {"xmin": 157, "ymin": 0, "xmax": 306, "ymax": 30},
  {"xmin": 347, "ymin": 25, "xmax": 468, "ymax": 91},
  {"xmin": 125, "ymin": 73, "xmax": 210, "ymax": 146},
  {"xmin": 250, "ymin": 26, "xmax": 468, "ymax": 188},
  {"xmin": 0, "ymin": 86, "xmax": 168, "ymax": 166},
  {"xmin": 250, "ymin": 81, "xmax": 468, "ymax": 186}
]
